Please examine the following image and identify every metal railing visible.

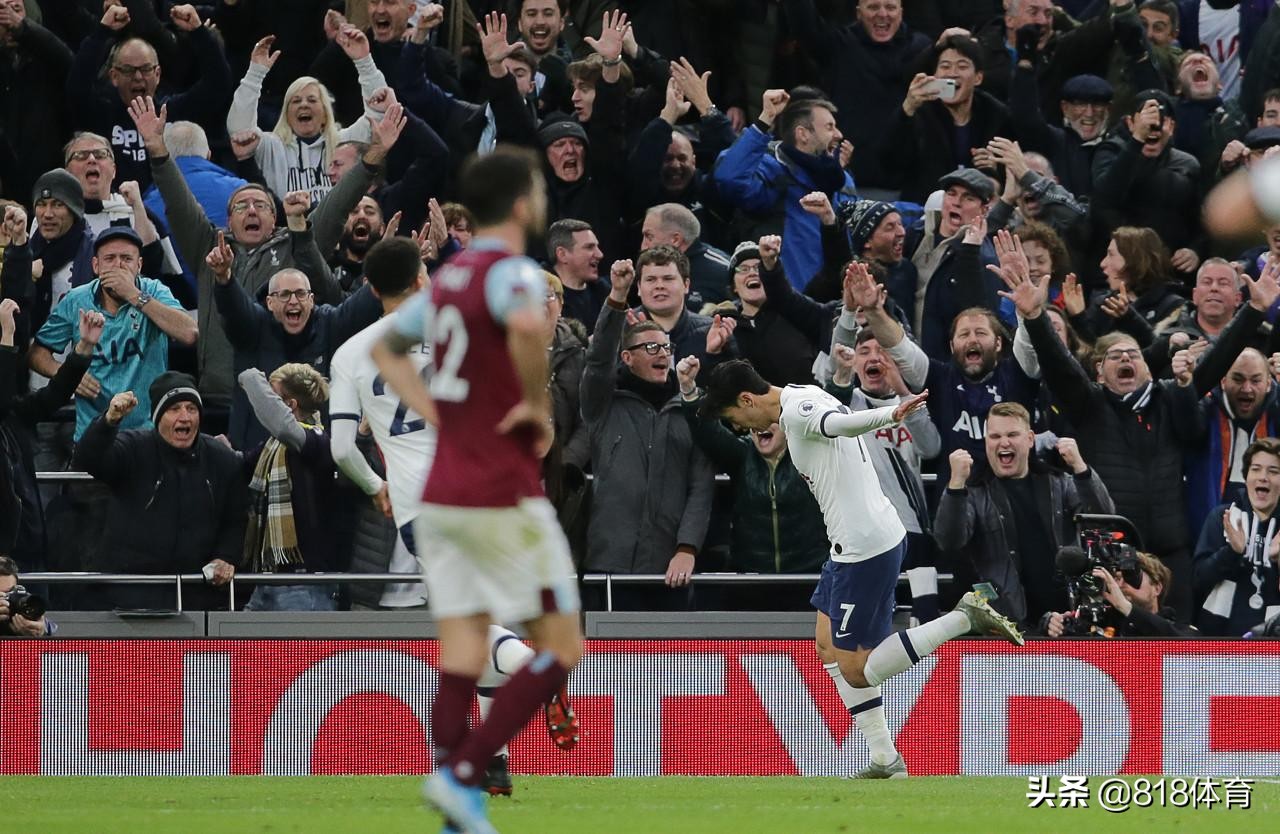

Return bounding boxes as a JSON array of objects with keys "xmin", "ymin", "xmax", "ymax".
[{"xmin": 22, "ymin": 571, "xmax": 953, "ymax": 613}]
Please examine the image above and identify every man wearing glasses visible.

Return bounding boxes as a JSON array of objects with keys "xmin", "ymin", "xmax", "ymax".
[
  {"xmin": 579, "ymin": 257, "xmax": 714, "ymax": 611},
  {"xmin": 1007, "ymin": 242, "xmax": 1279, "ymax": 621},
  {"xmin": 208, "ymin": 237, "xmax": 381, "ymax": 450},
  {"xmin": 66, "ymin": 4, "xmax": 232, "ymax": 189}
]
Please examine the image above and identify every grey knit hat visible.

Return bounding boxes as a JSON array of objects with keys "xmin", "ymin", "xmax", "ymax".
[{"xmin": 32, "ymin": 169, "xmax": 85, "ymax": 220}]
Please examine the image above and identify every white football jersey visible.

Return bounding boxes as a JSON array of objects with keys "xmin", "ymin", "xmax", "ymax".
[
  {"xmin": 330, "ymin": 315, "xmax": 435, "ymax": 526},
  {"xmin": 779, "ymin": 385, "xmax": 906, "ymax": 563},
  {"xmin": 1255, "ymin": 156, "xmax": 1280, "ymax": 224}
]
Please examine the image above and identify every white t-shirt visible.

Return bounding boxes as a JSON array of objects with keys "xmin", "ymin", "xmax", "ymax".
[
  {"xmin": 329, "ymin": 315, "xmax": 435, "ymax": 527},
  {"xmin": 1198, "ymin": 0, "xmax": 1241, "ymax": 102},
  {"xmin": 778, "ymin": 385, "xmax": 906, "ymax": 563}
]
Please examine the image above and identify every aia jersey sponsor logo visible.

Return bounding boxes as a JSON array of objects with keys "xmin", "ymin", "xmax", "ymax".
[{"xmin": 874, "ymin": 425, "xmax": 915, "ymax": 448}]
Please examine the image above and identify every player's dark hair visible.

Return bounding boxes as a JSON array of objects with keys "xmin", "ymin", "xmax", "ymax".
[
  {"xmin": 458, "ymin": 146, "xmax": 540, "ymax": 227},
  {"xmin": 363, "ymin": 236, "xmax": 423, "ymax": 298},
  {"xmin": 698, "ymin": 359, "xmax": 770, "ymax": 420},
  {"xmin": 637, "ymin": 244, "xmax": 690, "ymax": 282}
]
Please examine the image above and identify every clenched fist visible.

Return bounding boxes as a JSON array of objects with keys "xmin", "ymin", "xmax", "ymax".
[{"xmin": 948, "ymin": 448, "xmax": 973, "ymax": 489}]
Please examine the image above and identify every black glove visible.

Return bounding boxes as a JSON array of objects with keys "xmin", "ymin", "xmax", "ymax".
[
  {"xmin": 1113, "ymin": 15, "xmax": 1147, "ymax": 57},
  {"xmin": 1015, "ymin": 24, "xmax": 1042, "ymax": 64}
]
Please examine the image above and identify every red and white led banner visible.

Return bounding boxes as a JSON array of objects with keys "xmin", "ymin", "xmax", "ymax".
[{"xmin": 1, "ymin": 639, "xmax": 1278, "ymax": 776}]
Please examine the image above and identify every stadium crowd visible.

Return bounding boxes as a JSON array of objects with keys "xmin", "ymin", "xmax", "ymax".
[{"xmin": 2, "ymin": 0, "xmax": 1280, "ymax": 637}]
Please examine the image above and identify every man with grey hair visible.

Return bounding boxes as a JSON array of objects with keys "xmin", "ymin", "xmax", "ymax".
[
  {"xmin": 141, "ymin": 121, "xmax": 247, "ymax": 268},
  {"xmin": 1168, "ymin": 258, "xmax": 1247, "ymax": 343},
  {"xmin": 640, "ymin": 203, "xmax": 732, "ymax": 305}
]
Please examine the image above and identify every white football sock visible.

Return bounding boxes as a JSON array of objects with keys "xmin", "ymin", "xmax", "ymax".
[
  {"xmin": 862, "ymin": 612, "xmax": 969, "ymax": 687},
  {"xmin": 825, "ymin": 663, "xmax": 897, "ymax": 765},
  {"xmin": 476, "ymin": 626, "xmax": 535, "ymax": 759}
]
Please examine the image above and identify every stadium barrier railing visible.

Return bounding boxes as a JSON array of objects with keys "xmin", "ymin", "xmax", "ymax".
[{"xmin": 21, "ymin": 571, "xmax": 954, "ymax": 613}]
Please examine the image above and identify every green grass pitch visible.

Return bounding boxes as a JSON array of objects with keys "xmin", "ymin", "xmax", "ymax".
[{"xmin": 5, "ymin": 776, "xmax": 1277, "ymax": 833}]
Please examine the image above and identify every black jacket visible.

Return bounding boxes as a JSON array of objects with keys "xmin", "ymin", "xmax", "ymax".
[
  {"xmin": 1024, "ymin": 303, "xmax": 1261, "ymax": 554},
  {"xmin": 883, "ymin": 90, "xmax": 1014, "ymax": 203},
  {"xmin": 215, "ymin": 280, "xmax": 382, "ymax": 450},
  {"xmin": 681, "ymin": 398, "xmax": 830, "ymax": 573},
  {"xmin": 782, "ymin": 1, "xmax": 930, "ymax": 190},
  {"xmin": 72, "ymin": 418, "xmax": 246, "ymax": 610},
  {"xmin": 0, "ymin": 347, "xmax": 91, "ymax": 565},
  {"xmin": 0, "ymin": 20, "xmax": 73, "ymax": 203},
  {"xmin": 934, "ymin": 458, "xmax": 1115, "ymax": 624},
  {"xmin": 1091, "ymin": 132, "xmax": 1204, "ymax": 256}
]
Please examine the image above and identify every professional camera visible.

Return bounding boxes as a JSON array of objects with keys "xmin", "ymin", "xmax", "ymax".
[
  {"xmin": 0, "ymin": 584, "xmax": 47, "ymax": 634},
  {"xmin": 1052, "ymin": 515, "xmax": 1144, "ymax": 637}
]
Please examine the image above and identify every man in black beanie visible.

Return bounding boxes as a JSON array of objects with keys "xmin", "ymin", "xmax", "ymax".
[
  {"xmin": 28, "ymin": 169, "xmax": 94, "ymax": 335},
  {"xmin": 72, "ymin": 370, "xmax": 246, "ymax": 611},
  {"xmin": 538, "ymin": 112, "xmax": 626, "ymax": 260},
  {"xmin": 844, "ymin": 199, "xmax": 916, "ymax": 318}
]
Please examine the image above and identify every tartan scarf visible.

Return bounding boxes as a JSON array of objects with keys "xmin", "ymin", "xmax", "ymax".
[{"xmin": 244, "ymin": 436, "xmax": 304, "ymax": 572}]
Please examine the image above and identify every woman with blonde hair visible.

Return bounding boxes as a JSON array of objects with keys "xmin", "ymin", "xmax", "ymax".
[{"xmin": 227, "ymin": 30, "xmax": 387, "ymax": 203}]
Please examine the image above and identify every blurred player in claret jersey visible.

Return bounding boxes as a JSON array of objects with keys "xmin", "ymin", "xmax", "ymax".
[
  {"xmin": 330, "ymin": 237, "xmax": 577, "ymax": 801},
  {"xmin": 373, "ymin": 146, "xmax": 582, "ymax": 834}
]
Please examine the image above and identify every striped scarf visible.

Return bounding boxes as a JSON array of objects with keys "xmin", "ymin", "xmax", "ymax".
[{"xmin": 244, "ymin": 436, "xmax": 304, "ymax": 572}]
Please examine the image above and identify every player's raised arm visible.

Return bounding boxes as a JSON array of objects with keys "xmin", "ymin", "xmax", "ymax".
[{"xmin": 372, "ymin": 290, "xmax": 440, "ymax": 428}]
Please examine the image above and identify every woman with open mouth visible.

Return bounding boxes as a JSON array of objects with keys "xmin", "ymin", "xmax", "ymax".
[{"xmin": 227, "ymin": 33, "xmax": 389, "ymax": 204}]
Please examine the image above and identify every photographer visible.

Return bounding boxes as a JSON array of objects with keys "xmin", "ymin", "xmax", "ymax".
[
  {"xmin": 0, "ymin": 557, "xmax": 54, "ymax": 637},
  {"xmin": 1043, "ymin": 551, "xmax": 1194, "ymax": 637}
]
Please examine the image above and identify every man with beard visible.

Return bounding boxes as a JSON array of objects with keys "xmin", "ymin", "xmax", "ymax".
[
  {"xmin": 331, "ymin": 196, "xmax": 386, "ymax": 294},
  {"xmin": 1003, "ymin": 241, "xmax": 1278, "ymax": 620},
  {"xmin": 1186, "ymin": 345, "xmax": 1280, "ymax": 542},
  {"xmin": 579, "ymin": 258, "xmax": 714, "ymax": 611},
  {"xmin": 207, "ymin": 238, "xmax": 382, "ymax": 451},
  {"xmin": 28, "ymin": 226, "xmax": 197, "ymax": 439},
  {"xmin": 1012, "ymin": 73, "xmax": 1113, "ymax": 199},
  {"xmin": 1092, "ymin": 90, "xmax": 1205, "ymax": 277},
  {"xmin": 846, "ymin": 262, "xmax": 1039, "ymax": 476},
  {"xmin": 715, "ymin": 91, "xmax": 857, "ymax": 289},
  {"xmin": 67, "ymin": 5, "xmax": 231, "ymax": 189}
]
